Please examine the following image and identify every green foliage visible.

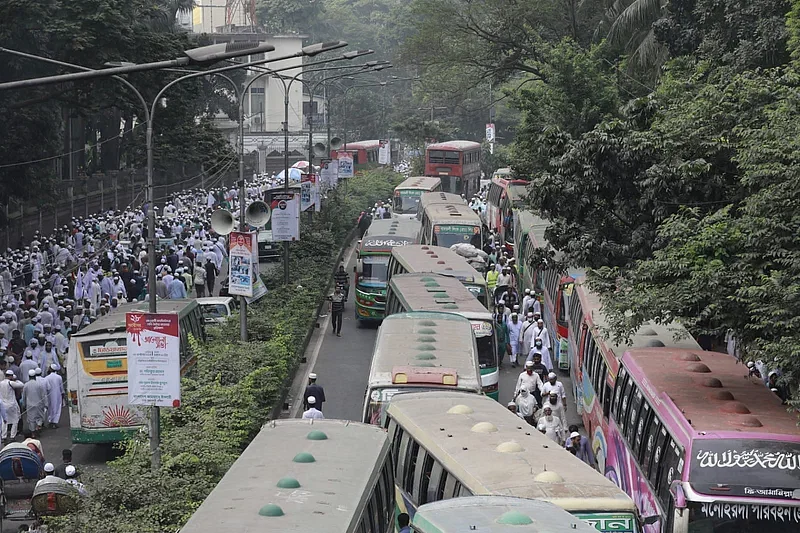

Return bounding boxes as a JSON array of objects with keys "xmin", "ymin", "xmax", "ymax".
[{"xmin": 44, "ymin": 170, "xmax": 402, "ymax": 533}]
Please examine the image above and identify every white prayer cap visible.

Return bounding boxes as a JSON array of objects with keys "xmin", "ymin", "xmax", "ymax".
[
  {"xmin": 27, "ymin": 369, "xmax": 35, "ymax": 377},
  {"xmin": 65, "ymin": 465, "xmax": 77, "ymax": 477},
  {"xmin": 547, "ymin": 372, "xmax": 557, "ymax": 379},
  {"xmin": 4, "ymin": 370, "xmax": 12, "ymax": 376},
  {"xmin": 44, "ymin": 463, "xmax": 55, "ymax": 473},
  {"xmin": 309, "ymin": 373, "xmax": 317, "ymax": 380},
  {"xmin": 570, "ymin": 431, "xmax": 581, "ymax": 439},
  {"xmin": 50, "ymin": 363, "xmax": 58, "ymax": 371},
  {"xmin": 35, "ymin": 367, "xmax": 42, "ymax": 375},
  {"xmin": 307, "ymin": 396, "xmax": 316, "ymax": 404}
]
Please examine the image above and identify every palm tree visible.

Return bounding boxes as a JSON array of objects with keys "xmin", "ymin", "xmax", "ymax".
[{"xmin": 606, "ymin": 0, "xmax": 668, "ymax": 72}]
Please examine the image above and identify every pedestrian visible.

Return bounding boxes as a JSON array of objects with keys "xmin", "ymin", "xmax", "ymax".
[
  {"xmin": 167, "ymin": 276, "xmax": 187, "ymax": 299},
  {"xmin": 205, "ymin": 258, "xmax": 218, "ymax": 296},
  {"xmin": 329, "ymin": 285, "xmax": 345, "ymax": 337},
  {"xmin": 44, "ymin": 363, "xmax": 63, "ymax": 429},
  {"xmin": 35, "ymin": 463, "xmax": 61, "ymax": 490},
  {"xmin": 515, "ymin": 388, "xmax": 537, "ymax": 426},
  {"xmin": 544, "ymin": 391, "xmax": 568, "ymax": 435},
  {"xmin": 507, "ymin": 401, "xmax": 524, "ymax": 419},
  {"xmin": 54, "ymin": 448, "xmax": 75, "ymax": 479},
  {"xmin": 0, "ymin": 370, "xmax": 22, "ymax": 441},
  {"xmin": 193, "ymin": 262, "xmax": 207, "ymax": 298},
  {"xmin": 515, "ymin": 361, "xmax": 544, "ymax": 399},
  {"xmin": 65, "ymin": 465, "xmax": 88, "ymax": 496},
  {"xmin": 301, "ymin": 396, "xmax": 324, "ymax": 419},
  {"xmin": 542, "ymin": 372, "xmax": 567, "ymax": 411},
  {"xmin": 334, "ymin": 265, "xmax": 349, "ymax": 303},
  {"xmin": 565, "ymin": 427, "xmax": 596, "ymax": 469},
  {"xmin": 303, "ymin": 373, "xmax": 326, "ymax": 412},
  {"xmin": 19, "ymin": 352, "xmax": 37, "ymax": 383},
  {"xmin": 506, "ymin": 313, "xmax": 522, "ymax": 367},
  {"xmin": 398, "ymin": 512, "xmax": 411, "ymax": 533},
  {"xmin": 537, "ymin": 406, "xmax": 564, "ymax": 444},
  {"xmin": 21, "ymin": 369, "xmax": 46, "ymax": 437}
]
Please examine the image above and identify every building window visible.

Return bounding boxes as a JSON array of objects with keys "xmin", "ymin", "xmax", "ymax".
[{"xmin": 249, "ymin": 87, "xmax": 265, "ymax": 94}]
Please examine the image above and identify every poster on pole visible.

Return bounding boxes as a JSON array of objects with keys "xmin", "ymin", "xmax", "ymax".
[
  {"xmin": 338, "ymin": 152, "xmax": 354, "ymax": 178},
  {"xmin": 378, "ymin": 140, "xmax": 391, "ymax": 165},
  {"xmin": 319, "ymin": 159, "xmax": 339, "ymax": 192},
  {"xmin": 270, "ymin": 192, "xmax": 300, "ymax": 241},
  {"xmin": 486, "ymin": 123, "xmax": 496, "ymax": 142},
  {"xmin": 246, "ymin": 232, "xmax": 268, "ymax": 304},
  {"xmin": 228, "ymin": 231, "xmax": 255, "ymax": 297},
  {"xmin": 126, "ymin": 312, "xmax": 181, "ymax": 407},
  {"xmin": 300, "ymin": 173, "xmax": 318, "ymax": 212}
]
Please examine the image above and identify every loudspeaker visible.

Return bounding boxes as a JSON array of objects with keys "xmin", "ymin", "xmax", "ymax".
[
  {"xmin": 245, "ymin": 200, "xmax": 271, "ymax": 227},
  {"xmin": 210, "ymin": 209, "xmax": 235, "ymax": 235},
  {"xmin": 330, "ymin": 137, "xmax": 343, "ymax": 151},
  {"xmin": 313, "ymin": 142, "xmax": 328, "ymax": 157}
]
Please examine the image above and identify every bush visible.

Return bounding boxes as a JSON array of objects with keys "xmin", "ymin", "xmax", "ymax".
[{"xmin": 46, "ymin": 170, "xmax": 403, "ymax": 533}]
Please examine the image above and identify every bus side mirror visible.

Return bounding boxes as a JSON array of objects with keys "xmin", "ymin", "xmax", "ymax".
[
  {"xmin": 643, "ymin": 515, "xmax": 660, "ymax": 526},
  {"xmin": 670, "ymin": 480, "xmax": 687, "ymax": 508}
]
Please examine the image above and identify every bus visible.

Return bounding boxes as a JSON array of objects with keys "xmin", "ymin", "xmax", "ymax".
[
  {"xmin": 66, "ymin": 300, "xmax": 205, "ymax": 444},
  {"xmin": 333, "ymin": 140, "xmax": 381, "ymax": 169},
  {"xmin": 385, "ymin": 391, "xmax": 644, "ymax": 533},
  {"xmin": 568, "ymin": 277, "xmax": 800, "ymax": 533},
  {"xmin": 418, "ymin": 192, "xmax": 467, "ymax": 220},
  {"xmin": 355, "ymin": 218, "xmax": 421, "ymax": 321},
  {"xmin": 387, "ymin": 245, "xmax": 490, "ymax": 308},
  {"xmin": 419, "ymin": 204, "xmax": 484, "ymax": 250},
  {"xmin": 363, "ymin": 311, "xmax": 482, "ymax": 426},
  {"xmin": 384, "ymin": 273, "xmax": 499, "ymax": 400},
  {"xmin": 180, "ymin": 419, "xmax": 395, "ymax": 533},
  {"xmin": 412, "ymin": 496, "xmax": 602, "ymax": 533},
  {"xmin": 516, "ymin": 210, "xmax": 574, "ymax": 370},
  {"xmin": 424, "ymin": 141, "xmax": 482, "ymax": 199},
  {"xmin": 393, "ymin": 177, "xmax": 442, "ymax": 219},
  {"xmin": 484, "ymin": 175, "xmax": 529, "ymax": 240}
]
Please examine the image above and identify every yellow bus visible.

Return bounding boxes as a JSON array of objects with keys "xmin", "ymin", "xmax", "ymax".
[
  {"xmin": 384, "ymin": 273, "xmax": 499, "ymax": 400},
  {"xmin": 393, "ymin": 177, "xmax": 442, "ymax": 219},
  {"xmin": 387, "ymin": 245, "xmax": 490, "ymax": 308},
  {"xmin": 419, "ymin": 203, "xmax": 484, "ymax": 250},
  {"xmin": 386, "ymin": 391, "xmax": 643, "ymax": 533},
  {"xmin": 66, "ymin": 300, "xmax": 205, "ymax": 443},
  {"xmin": 180, "ymin": 419, "xmax": 394, "ymax": 533},
  {"xmin": 363, "ymin": 311, "xmax": 482, "ymax": 427}
]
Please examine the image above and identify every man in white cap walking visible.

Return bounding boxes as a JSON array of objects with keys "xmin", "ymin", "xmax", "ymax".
[
  {"xmin": 19, "ymin": 352, "xmax": 37, "ymax": 383},
  {"xmin": 301, "ymin": 396, "xmax": 324, "ymax": 419},
  {"xmin": 35, "ymin": 463, "xmax": 61, "ymax": 489},
  {"xmin": 0, "ymin": 369, "xmax": 22, "ymax": 441},
  {"xmin": 22, "ymin": 368, "xmax": 46, "ymax": 437},
  {"xmin": 303, "ymin": 373, "xmax": 326, "ymax": 412},
  {"xmin": 44, "ymin": 364, "xmax": 64, "ymax": 429},
  {"xmin": 542, "ymin": 372, "xmax": 567, "ymax": 411}
]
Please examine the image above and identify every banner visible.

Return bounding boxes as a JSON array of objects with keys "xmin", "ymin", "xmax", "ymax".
[
  {"xmin": 270, "ymin": 192, "xmax": 300, "ymax": 241},
  {"xmin": 126, "ymin": 312, "xmax": 181, "ymax": 407},
  {"xmin": 486, "ymin": 123, "xmax": 496, "ymax": 142},
  {"xmin": 338, "ymin": 152, "xmax": 354, "ymax": 178},
  {"xmin": 319, "ymin": 159, "xmax": 339, "ymax": 192},
  {"xmin": 246, "ymin": 232, "xmax": 268, "ymax": 304},
  {"xmin": 300, "ymin": 173, "xmax": 318, "ymax": 212},
  {"xmin": 228, "ymin": 231, "xmax": 255, "ymax": 297},
  {"xmin": 378, "ymin": 140, "xmax": 391, "ymax": 165}
]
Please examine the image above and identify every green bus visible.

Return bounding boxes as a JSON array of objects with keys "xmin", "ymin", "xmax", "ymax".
[
  {"xmin": 384, "ymin": 273, "xmax": 499, "ymax": 401},
  {"xmin": 355, "ymin": 218, "xmax": 421, "ymax": 322}
]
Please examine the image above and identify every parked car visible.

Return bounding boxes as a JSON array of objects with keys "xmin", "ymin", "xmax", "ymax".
[
  {"xmin": 258, "ymin": 230, "xmax": 281, "ymax": 261},
  {"xmin": 198, "ymin": 296, "xmax": 237, "ymax": 324}
]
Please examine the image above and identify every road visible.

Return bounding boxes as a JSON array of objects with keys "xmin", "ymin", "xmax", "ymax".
[{"xmin": 287, "ymin": 237, "xmax": 584, "ymax": 433}]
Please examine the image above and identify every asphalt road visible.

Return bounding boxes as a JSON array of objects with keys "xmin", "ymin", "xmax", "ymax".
[{"xmin": 289, "ymin": 237, "xmax": 584, "ymax": 432}]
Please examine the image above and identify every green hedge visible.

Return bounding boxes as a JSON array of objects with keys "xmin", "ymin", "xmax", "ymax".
[{"xmin": 47, "ymin": 169, "xmax": 402, "ymax": 533}]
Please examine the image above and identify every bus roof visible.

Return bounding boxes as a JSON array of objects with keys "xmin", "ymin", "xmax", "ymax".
[
  {"xmin": 361, "ymin": 219, "xmax": 421, "ymax": 252},
  {"xmin": 574, "ymin": 277, "xmax": 700, "ymax": 360},
  {"xmin": 396, "ymin": 176, "xmax": 442, "ymax": 191},
  {"xmin": 389, "ymin": 273, "xmax": 490, "ymax": 317},
  {"xmin": 370, "ymin": 312, "xmax": 481, "ymax": 391},
  {"xmin": 412, "ymin": 496, "xmax": 599, "ymax": 533},
  {"xmin": 623, "ymin": 347, "xmax": 800, "ymax": 437},
  {"xmin": 343, "ymin": 140, "xmax": 380, "ymax": 150},
  {"xmin": 386, "ymin": 391, "xmax": 638, "ymax": 512},
  {"xmin": 507, "ymin": 183, "xmax": 529, "ymax": 204},
  {"xmin": 72, "ymin": 300, "xmax": 198, "ymax": 337},
  {"xmin": 391, "ymin": 245, "xmax": 484, "ymax": 284},
  {"xmin": 426, "ymin": 141, "xmax": 482, "ymax": 151},
  {"xmin": 179, "ymin": 419, "xmax": 389, "ymax": 532},
  {"xmin": 420, "ymin": 192, "xmax": 466, "ymax": 211},
  {"xmin": 427, "ymin": 204, "xmax": 482, "ymax": 225}
]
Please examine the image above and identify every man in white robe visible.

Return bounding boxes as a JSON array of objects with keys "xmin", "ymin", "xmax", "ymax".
[
  {"xmin": 537, "ymin": 406, "xmax": 564, "ymax": 444},
  {"xmin": 22, "ymin": 369, "xmax": 46, "ymax": 436},
  {"xmin": 0, "ymin": 370, "xmax": 23, "ymax": 441},
  {"xmin": 44, "ymin": 364, "xmax": 63, "ymax": 429}
]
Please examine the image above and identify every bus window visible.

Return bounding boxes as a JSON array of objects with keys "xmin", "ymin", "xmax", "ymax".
[
  {"xmin": 657, "ymin": 439, "xmax": 682, "ymax": 508},
  {"xmin": 643, "ymin": 414, "xmax": 663, "ymax": 480},
  {"xmin": 633, "ymin": 401, "xmax": 650, "ymax": 460},
  {"xmin": 649, "ymin": 425, "xmax": 669, "ymax": 487},
  {"xmin": 626, "ymin": 388, "xmax": 644, "ymax": 444},
  {"xmin": 404, "ymin": 440, "xmax": 420, "ymax": 496},
  {"xmin": 418, "ymin": 452, "xmax": 435, "ymax": 505}
]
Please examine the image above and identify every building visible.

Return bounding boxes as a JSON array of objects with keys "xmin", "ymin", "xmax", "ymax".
[{"xmin": 190, "ymin": 25, "xmax": 330, "ymax": 174}]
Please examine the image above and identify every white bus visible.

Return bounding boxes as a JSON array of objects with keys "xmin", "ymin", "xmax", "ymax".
[
  {"xmin": 386, "ymin": 391, "xmax": 643, "ymax": 533},
  {"xmin": 66, "ymin": 300, "xmax": 205, "ymax": 444},
  {"xmin": 363, "ymin": 311, "xmax": 482, "ymax": 426},
  {"xmin": 384, "ymin": 273, "xmax": 499, "ymax": 401},
  {"xmin": 180, "ymin": 419, "xmax": 395, "ymax": 533},
  {"xmin": 419, "ymin": 203, "xmax": 484, "ymax": 250},
  {"xmin": 412, "ymin": 496, "xmax": 602, "ymax": 533},
  {"xmin": 393, "ymin": 177, "xmax": 442, "ymax": 218}
]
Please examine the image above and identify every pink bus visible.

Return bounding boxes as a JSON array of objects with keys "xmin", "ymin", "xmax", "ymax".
[{"xmin": 569, "ymin": 277, "xmax": 800, "ymax": 533}]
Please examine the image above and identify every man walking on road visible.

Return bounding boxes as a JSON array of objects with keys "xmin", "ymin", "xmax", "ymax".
[
  {"xmin": 0, "ymin": 370, "xmax": 22, "ymax": 441},
  {"xmin": 329, "ymin": 286, "xmax": 345, "ymax": 337},
  {"xmin": 334, "ymin": 265, "xmax": 349, "ymax": 303},
  {"xmin": 303, "ymin": 373, "xmax": 326, "ymax": 412},
  {"xmin": 302, "ymin": 396, "xmax": 324, "ymax": 419}
]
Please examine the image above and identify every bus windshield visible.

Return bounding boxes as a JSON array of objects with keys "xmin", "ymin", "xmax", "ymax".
[
  {"xmin": 394, "ymin": 191, "xmax": 422, "ymax": 214},
  {"xmin": 360, "ymin": 256, "xmax": 390, "ymax": 286},
  {"xmin": 433, "ymin": 225, "xmax": 481, "ymax": 248},
  {"xmin": 366, "ymin": 387, "xmax": 444, "ymax": 426},
  {"xmin": 475, "ymin": 333, "xmax": 495, "ymax": 369}
]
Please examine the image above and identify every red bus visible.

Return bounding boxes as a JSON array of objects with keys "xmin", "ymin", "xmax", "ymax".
[
  {"xmin": 331, "ymin": 140, "xmax": 380, "ymax": 169},
  {"xmin": 424, "ymin": 140, "xmax": 482, "ymax": 199},
  {"xmin": 485, "ymin": 173, "xmax": 529, "ymax": 247}
]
